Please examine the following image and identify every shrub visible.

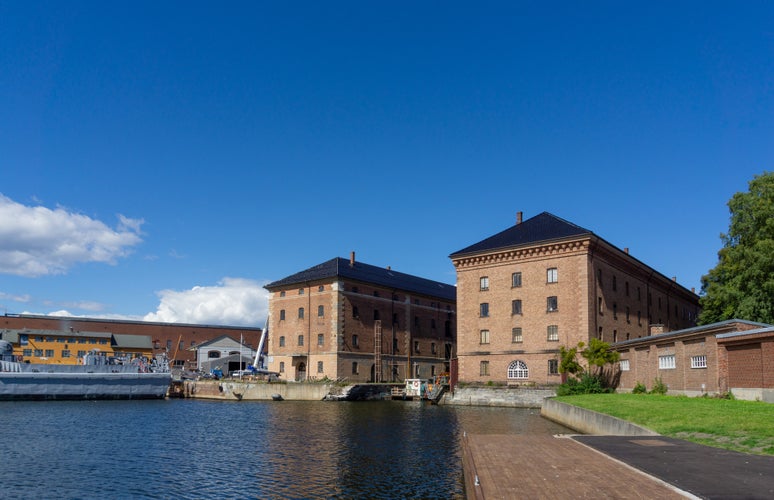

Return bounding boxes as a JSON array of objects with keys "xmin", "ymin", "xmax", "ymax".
[
  {"xmin": 632, "ymin": 382, "xmax": 647, "ymax": 394},
  {"xmin": 556, "ymin": 373, "xmax": 614, "ymax": 396},
  {"xmin": 650, "ymin": 377, "xmax": 668, "ymax": 395}
]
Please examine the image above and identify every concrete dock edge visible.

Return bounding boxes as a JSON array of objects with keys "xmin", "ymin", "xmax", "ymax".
[{"xmin": 540, "ymin": 398, "xmax": 659, "ymax": 436}]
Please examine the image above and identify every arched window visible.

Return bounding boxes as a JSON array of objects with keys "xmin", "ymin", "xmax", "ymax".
[{"xmin": 507, "ymin": 360, "xmax": 528, "ymax": 380}]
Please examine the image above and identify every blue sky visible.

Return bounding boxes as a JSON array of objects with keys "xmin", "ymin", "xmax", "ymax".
[{"xmin": 1, "ymin": 2, "xmax": 772, "ymax": 326}]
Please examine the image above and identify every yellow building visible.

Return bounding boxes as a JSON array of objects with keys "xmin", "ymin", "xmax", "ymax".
[{"xmin": 0, "ymin": 328, "xmax": 154, "ymax": 364}]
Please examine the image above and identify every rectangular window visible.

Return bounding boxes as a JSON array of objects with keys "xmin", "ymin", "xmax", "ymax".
[
  {"xmin": 547, "ymin": 296, "xmax": 558, "ymax": 312},
  {"xmin": 547, "ymin": 267, "xmax": 558, "ymax": 283},
  {"xmin": 45, "ymin": 349, "xmax": 54, "ymax": 357},
  {"xmin": 431, "ymin": 342, "xmax": 437, "ymax": 354},
  {"xmin": 22, "ymin": 349, "xmax": 32, "ymax": 357},
  {"xmin": 480, "ymin": 360, "xmax": 490, "ymax": 376},
  {"xmin": 612, "ymin": 275, "xmax": 617, "ymax": 291},
  {"xmin": 298, "ymin": 307, "xmax": 305, "ymax": 319},
  {"xmin": 479, "ymin": 330, "xmax": 490, "ymax": 344},
  {"xmin": 511, "ymin": 327, "xmax": 523, "ymax": 343},
  {"xmin": 625, "ymin": 282, "xmax": 630, "ymax": 296},
  {"xmin": 511, "ymin": 299, "xmax": 522, "ymax": 315},
  {"xmin": 279, "ymin": 361, "xmax": 285, "ymax": 373},
  {"xmin": 548, "ymin": 359, "xmax": 559, "ymax": 375},
  {"xmin": 280, "ymin": 309, "xmax": 286, "ymax": 320},
  {"xmin": 318, "ymin": 305, "xmax": 324, "ymax": 317},
  {"xmin": 626, "ymin": 306, "xmax": 630, "ymax": 323},
  {"xmin": 298, "ymin": 288, "xmax": 304, "ymax": 295},
  {"xmin": 353, "ymin": 306, "xmax": 359, "ymax": 319},
  {"xmin": 620, "ymin": 359, "xmax": 630, "ymax": 371},
  {"xmin": 279, "ymin": 336, "xmax": 285, "ymax": 347},
  {"xmin": 414, "ymin": 341, "xmax": 420, "ymax": 353},
  {"xmin": 352, "ymin": 335, "xmax": 359, "ymax": 348},
  {"xmin": 280, "ymin": 291, "xmax": 286, "ymax": 297},
  {"xmin": 512, "ymin": 272, "xmax": 522, "ymax": 287},
  {"xmin": 297, "ymin": 335, "xmax": 304, "ymax": 346},
  {"xmin": 659, "ymin": 354, "xmax": 676, "ymax": 370},
  {"xmin": 317, "ymin": 361, "xmax": 324, "ymax": 373},
  {"xmin": 373, "ymin": 309, "xmax": 380, "ymax": 321},
  {"xmin": 317, "ymin": 334, "xmax": 324, "ymax": 346},
  {"xmin": 77, "ymin": 350, "xmax": 86, "ymax": 357},
  {"xmin": 352, "ymin": 362, "xmax": 359, "ymax": 374},
  {"xmin": 691, "ymin": 355, "xmax": 707, "ymax": 369},
  {"xmin": 57, "ymin": 338, "xmax": 66, "ymax": 343},
  {"xmin": 480, "ymin": 303, "xmax": 489, "ymax": 317},
  {"xmin": 318, "ymin": 285, "xmax": 324, "ymax": 292},
  {"xmin": 547, "ymin": 325, "xmax": 559, "ymax": 342},
  {"xmin": 479, "ymin": 276, "xmax": 489, "ymax": 291}
]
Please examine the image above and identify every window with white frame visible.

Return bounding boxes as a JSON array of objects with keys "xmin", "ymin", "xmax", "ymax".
[
  {"xmin": 317, "ymin": 361, "xmax": 323, "ymax": 373},
  {"xmin": 480, "ymin": 276, "xmax": 489, "ymax": 291},
  {"xmin": 480, "ymin": 329, "xmax": 490, "ymax": 344},
  {"xmin": 507, "ymin": 360, "xmax": 529, "ymax": 379},
  {"xmin": 511, "ymin": 327, "xmax": 523, "ymax": 343},
  {"xmin": 658, "ymin": 354, "xmax": 676, "ymax": 369},
  {"xmin": 619, "ymin": 359, "xmax": 630, "ymax": 371},
  {"xmin": 547, "ymin": 267, "xmax": 558, "ymax": 283},
  {"xmin": 547, "ymin": 325, "xmax": 559, "ymax": 341},
  {"xmin": 512, "ymin": 272, "xmax": 522, "ymax": 288},
  {"xmin": 548, "ymin": 359, "xmax": 559, "ymax": 375},
  {"xmin": 691, "ymin": 355, "xmax": 707, "ymax": 369}
]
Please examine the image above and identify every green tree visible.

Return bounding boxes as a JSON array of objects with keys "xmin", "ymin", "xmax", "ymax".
[
  {"xmin": 700, "ymin": 171, "xmax": 774, "ymax": 324},
  {"xmin": 580, "ymin": 337, "xmax": 620, "ymax": 375}
]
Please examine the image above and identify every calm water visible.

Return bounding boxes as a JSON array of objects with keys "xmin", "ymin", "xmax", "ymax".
[{"xmin": 0, "ymin": 400, "xmax": 568, "ymax": 499}]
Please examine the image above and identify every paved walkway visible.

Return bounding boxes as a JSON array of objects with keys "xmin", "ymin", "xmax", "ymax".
[
  {"xmin": 574, "ymin": 435, "xmax": 774, "ymax": 500},
  {"xmin": 462, "ymin": 434, "xmax": 774, "ymax": 499}
]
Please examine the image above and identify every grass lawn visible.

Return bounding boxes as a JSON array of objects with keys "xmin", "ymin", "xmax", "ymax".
[{"xmin": 553, "ymin": 393, "xmax": 774, "ymax": 455}]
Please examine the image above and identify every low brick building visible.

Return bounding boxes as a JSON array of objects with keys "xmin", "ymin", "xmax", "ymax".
[
  {"xmin": 613, "ymin": 320, "xmax": 774, "ymax": 402},
  {"xmin": 0, "ymin": 314, "xmax": 263, "ymax": 370},
  {"xmin": 264, "ymin": 253, "xmax": 456, "ymax": 382}
]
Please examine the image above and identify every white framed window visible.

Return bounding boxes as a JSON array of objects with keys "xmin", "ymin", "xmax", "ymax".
[
  {"xmin": 547, "ymin": 325, "xmax": 559, "ymax": 342},
  {"xmin": 547, "ymin": 267, "xmax": 558, "ymax": 283},
  {"xmin": 511, "ymin": 327, "xmax": 523, "ymax": 343},
  {"xmin": 479, "ymin": 276, "xmax": 489, "ymax": 291},
  {"xmin": 548, "ymin": 359, "xmax": 559, "ymax": 375},
  {"xmin": 507, "ymin": 360, "xmax": 529, "ymax": 379},
  {"xmin": 619, "ymin": 359, "xmax": 630, "ymax": 371},
  {"xmin": 512, "ymin": 272, "xmax": 522, "ymax": 287},
  {"xmin": 317, "ymin": 361, "xmax": 323, "ymax": 373},
  {"xmin": 279, "ymin": 361, "xmax": 285, "ymax": 373},
  {"xmin": 659, "ymin": 354, "xmax": 676, "ymax": 370},
  {"xmin": 479, "ymin": 330, "xmax": 490, "ymax": 344},
  {"xmin": 317, "ymin": 334, "xmax": 324, "ymax": 346},
  {"xmin": 691, "ymin": 355, "xmax": 707, "ymax": 369}
]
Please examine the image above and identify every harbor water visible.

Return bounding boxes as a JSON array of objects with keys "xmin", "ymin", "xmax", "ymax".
[{"xmin": 1, "ymin": 399, "xmax": 569, "ymax": 499}]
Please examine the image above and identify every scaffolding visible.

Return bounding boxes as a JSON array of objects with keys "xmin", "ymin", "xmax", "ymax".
[{"xmin": 374, "ymin": 320, "xmax": 382, "ymax": 382}]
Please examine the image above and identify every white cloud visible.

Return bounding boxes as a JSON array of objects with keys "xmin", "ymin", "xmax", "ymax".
[
  {"xmin": 0, "ymin": 194, "xmax": 144, "ymax": 277},
  {"xmin": 143, "ymin": 277, "xmax": 269, "ymax": 327},
  {"xmin": 0, "ymin": 291, "xmax": 31, "ymax": 303}
]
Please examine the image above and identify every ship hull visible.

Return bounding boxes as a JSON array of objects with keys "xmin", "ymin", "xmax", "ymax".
[{"xmin": 0, "ymin": 372, "xmax": 171, "ymax": 400}]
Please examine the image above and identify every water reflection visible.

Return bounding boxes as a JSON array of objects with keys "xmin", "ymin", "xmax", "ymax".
[{"xmin": 0, "ymin": 400, "xmax": 568, "ymax": 499}]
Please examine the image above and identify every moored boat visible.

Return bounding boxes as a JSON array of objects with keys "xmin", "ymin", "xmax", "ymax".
[{"xmin": 0, "ymin": 340, "xmax": 171, "ymax": 400}]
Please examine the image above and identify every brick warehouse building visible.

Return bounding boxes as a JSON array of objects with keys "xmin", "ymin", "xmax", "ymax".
[
  {"xmin": 449, "ymin": 212, "xmax": 700, "ymax": 386},
  {"xmin": 264, "ymin": 253, "xmax": 456, "ymax": 382},
  {"xmin": 0, "ymin": 314, "xmax": 263, "ymax": 369}
]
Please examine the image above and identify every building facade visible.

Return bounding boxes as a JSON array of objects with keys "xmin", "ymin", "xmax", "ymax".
[
  {"xmin": 0, "ymin": 314, "xmax": 263, "ymax": 369},
  {"xmin": 264, "ymin": 253, "xmax": 456, "ymax": 383},
  {"xmin": 613, "ymin": 320, "xmax": 774, "ymax": 402},
  {"xmin": 449, "ymin": 212, "xmax": 700, "ymax": 386},
  {"xmin": 0, "ymin": 328, "xmax": 154, "ymax": 364}
]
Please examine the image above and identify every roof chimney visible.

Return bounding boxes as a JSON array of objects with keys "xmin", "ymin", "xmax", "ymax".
[
  {"xmin": 386, "ymin": 266, "xmax": 391, "ymax": 270},
  {"xmin": 350, "ymin": 251, "xmax": 355, "ymax": 267},
  {"xmin": 516, "ymin": 211, "xmax": 523, "ymax": 225},
  {"xmin": 624, "ymin": 247, "xmax": 629, "ymax": 254},
  {"xmin": 672, "ymin": 276, "xmax": 677, "ymax": 282}
]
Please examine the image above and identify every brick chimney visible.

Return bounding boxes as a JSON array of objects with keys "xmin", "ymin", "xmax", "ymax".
[
  {"xmin": 516, "ymin": 211, "xmax": 523, "ymax": 225},
  {"xmin": 624, "ymin": 247, "xmax": 629, "ymax": 254},
  {"xmin": 350, "ymin": 251, "xmax": 355, "ymax": 267}
]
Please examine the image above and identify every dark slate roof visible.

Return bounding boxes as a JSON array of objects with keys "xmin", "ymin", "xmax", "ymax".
[
  {"xmin": 449, "ymin": 212, "xmax": 593, "ymax": 257},
  {"xmin": 265, "ymin": 257, "xmax": 456, "ymax": 301}
]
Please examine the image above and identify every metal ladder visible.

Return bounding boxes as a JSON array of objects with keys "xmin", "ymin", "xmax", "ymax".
[{"xmin": 373, "ymin": 320, "xmax": 382, "ymax": 382}]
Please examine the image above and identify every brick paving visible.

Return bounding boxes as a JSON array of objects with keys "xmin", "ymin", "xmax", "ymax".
[{"xmin": 461, "ymin": 434, "xmax": 690, "ymax": 499}]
